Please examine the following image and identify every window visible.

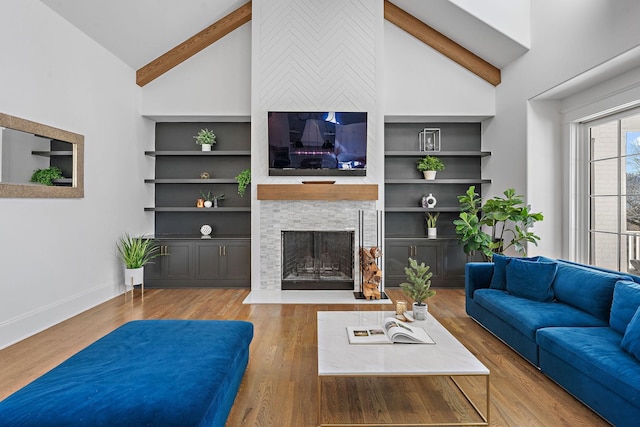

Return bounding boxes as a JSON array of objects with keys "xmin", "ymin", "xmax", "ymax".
[{"xmin": 588, "ymin": 109, "xmax": 640, "ymax": 273}]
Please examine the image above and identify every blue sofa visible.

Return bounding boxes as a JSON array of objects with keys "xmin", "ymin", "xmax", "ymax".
[
  {"xmin": 466, "ymin": 256, "xmax": 640, "ymax": 427},
  {"xmin": 0, "ymin": 319, "xmax": 254, "ymax": 427}
]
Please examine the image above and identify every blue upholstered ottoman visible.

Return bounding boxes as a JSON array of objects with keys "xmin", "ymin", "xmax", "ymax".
[{"xmin": 0, "ymin": 319, "xmax": 253, "ymax": 427}]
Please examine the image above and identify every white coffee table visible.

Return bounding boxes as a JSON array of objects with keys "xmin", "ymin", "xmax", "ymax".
[{"xmin": 317, "ymin": 311, "xmax": 490, "ymax": 426}]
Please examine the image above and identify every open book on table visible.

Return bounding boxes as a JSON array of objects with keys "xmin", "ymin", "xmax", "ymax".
[{"xmin": 346, "ymin": 317, "xmax": 435, "ymax": 344}]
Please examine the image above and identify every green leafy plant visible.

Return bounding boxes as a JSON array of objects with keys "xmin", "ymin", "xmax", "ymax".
[
  {"xmin": 417, "ymin": 155, "xmax": 445, "ymax": 172},
  {"xmin": 30, "ymin": 166, "xmax": 63, "ymax": 186},
  {"xmin": 399, "ymin": 258, "xmax": 436, "ymax": 306},
  {"xmin": 116, "ymin": 234, "xmax": 161, "ymax": 269},
  {"xmin": 425, "ymin": 212, "xmax": 440, "ymax": 228},
  {"xmin": 194, "ymin": 128, "xmax": 216, "ymax": 146},
  {"xmin": 453, "ymin": 186, "xmax": 544, "ymax": 260},
  {"xmin": 200, "ymin": 190, "xmax": 213, "ymax": 201},
  {"xmin": 235, "ymin": 169, "xmax": 251, "ymax": 197}
]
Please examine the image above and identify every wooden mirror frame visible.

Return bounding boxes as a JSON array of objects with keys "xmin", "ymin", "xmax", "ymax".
[{"xmin": 0, "ymin": 113, "xmax": 84, "ymax": 198}]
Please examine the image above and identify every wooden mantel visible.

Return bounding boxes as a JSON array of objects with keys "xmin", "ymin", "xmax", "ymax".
[{"xmin": 257, "ymin": 184, "xmax": 378, "ymax": 201}]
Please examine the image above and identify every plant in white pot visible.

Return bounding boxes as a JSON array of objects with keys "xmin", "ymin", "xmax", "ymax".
[
  {"xmin": 117, "ymin": 234, "xmax": 160, "ymax": 300},
  {"xmin": 399, "ymin": 257, "xmax": 436, "ymax": 320},
  {"xmin": 194, "ymin": 128, "xmax": 216, "ymax": 151},
  {"xmin": 417, "ymin": 155, "xmax": 444, "ymax": 180},
  {"xmin": 425, "ymin": 212, "xmax": 439, "ymax": 239}
]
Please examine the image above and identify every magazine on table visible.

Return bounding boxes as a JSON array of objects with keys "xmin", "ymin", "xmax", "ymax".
[{"xmin": 346, "ymin": 317, "xmax": 435, "ymax": 344}]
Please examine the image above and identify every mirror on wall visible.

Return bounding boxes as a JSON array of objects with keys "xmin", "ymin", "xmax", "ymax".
[{"xmin": 0, "ymin": 113, "xmax": 84, "ymax": 198}]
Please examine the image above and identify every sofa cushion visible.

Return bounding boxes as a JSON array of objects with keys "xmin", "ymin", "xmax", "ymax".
[
  {"xmin": 473, "ymin": 289, "xmax": 607, "ymax": 340},
  {"xmin": 610, "ymin": 281, "xmax": 640, "ymax": 334},
  {"xmin": 551, "ymin": 262, "xmax": 627, "ymax": 321},
  {"xmin": 490, "ymin": 254, "xmax": 539, "ymax": 290},
  {"xmin": 537, "ymin": 327, "xmax": 640, "ymax": 403},
  {"xmin": 506, "ymin": 258, "xmax": 557, "ymax": 302},
  {"xmin": 621, "ymin": 307, "xmax": 640, "ymax": 361}
]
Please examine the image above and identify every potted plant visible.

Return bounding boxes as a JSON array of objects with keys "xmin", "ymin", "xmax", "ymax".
[
  {"xmin": 194, "ymin": 128, "xmax": 216, "ymax": 151},
  {"xmin": 425, "ymin": 212, "xmax": 439, "ymax": 239},
  {"xmin": 235, "ymin": 169, "xmax": 251, "ymax": 197},
  {"xmin": 30, "ymin": 166, "xmax": 63, "ymax": 186},
  {"xmin": 454, "ymin": 186, "xmax": 544, "ymax": 260},
  {"xmin": 200, "ymin": 190, "xmax": 214, "ymax": 208},
  {"xmin": 417, "ymin": 155, "xmax": 444, "ymax": 180},
  {"xmin": 399, "ymin": 257, "xmax": 436, "ymax": 320},
  {"xmin": 116, "ymin": 234, "xmax": 160, "ymax": 298},
  {"xmin": 213, "ymin": 193, "xmax": 225, "ymax": 208}
]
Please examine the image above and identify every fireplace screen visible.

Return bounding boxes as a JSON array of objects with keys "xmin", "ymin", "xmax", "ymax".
[{"xmin": 281, "ymin": 230, "xmax": 354, "ymax": 290}]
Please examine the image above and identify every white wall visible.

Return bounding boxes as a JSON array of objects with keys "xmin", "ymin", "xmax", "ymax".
[
  {"xmin": 0, "ymin": 0, "xmax": 152, "ymax": 349},
  {"xmin": 486, "ymin": 0, "xmax": 640, "ymax": 258}
]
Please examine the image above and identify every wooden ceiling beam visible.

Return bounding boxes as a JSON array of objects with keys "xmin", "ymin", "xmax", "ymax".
[
  {"xmin": 136, "ymin": 1, "xmax": 252, "ymax": 87},
  {"xmin": 384, "ymin": 0, "xmax": 501, "ymax": 86}
]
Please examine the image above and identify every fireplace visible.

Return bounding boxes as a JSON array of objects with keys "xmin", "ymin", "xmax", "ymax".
[{"xmin": 281, "ymin": 230, "xmax": 354, "ymax": 290}]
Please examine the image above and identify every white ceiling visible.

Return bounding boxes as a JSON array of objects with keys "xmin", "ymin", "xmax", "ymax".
[{"xmin": 40, "ymin": 0, "xmax": 527, "ymax": 72}]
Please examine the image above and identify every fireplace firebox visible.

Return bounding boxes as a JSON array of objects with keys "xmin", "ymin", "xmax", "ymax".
[{"xmin": 281, "ymin": 230, "xmax": 354, "ymax": 290}]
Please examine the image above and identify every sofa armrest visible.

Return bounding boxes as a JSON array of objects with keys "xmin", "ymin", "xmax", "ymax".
[{"xmin": 465, "ymin": 262, "xmax": 494, "ymax": 297}]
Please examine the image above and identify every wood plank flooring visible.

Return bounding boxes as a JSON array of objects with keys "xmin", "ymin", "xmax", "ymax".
[{"xmin": 0, "ymin": 288, "xmax": 609, "ymax": 426}]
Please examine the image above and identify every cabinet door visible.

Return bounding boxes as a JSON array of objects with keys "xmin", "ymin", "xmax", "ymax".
[
  {"xmin": 163, "ymin": 241, "xmax": 194, "ymax": 279},
  {"xmin": 442, "ymin": 240, "xmax": 468, "ymax": 287},
  {"xmin": 413, "ymin": 240, "xmax": 443, "ymax": 283},
  {"xmin": 222, "ymin": 240, "xmax": 251, "ymax": 282},
  {"xmin": 195, "ymin": 241, "xmax": 223, "ymax": 279},
  {"xmin": 384, "ymin": 240, "xmax": 413, "ymax": 287}
]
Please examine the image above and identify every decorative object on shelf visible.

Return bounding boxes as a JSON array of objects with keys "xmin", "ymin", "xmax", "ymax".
[
  {"xmin": 30, "ymin": 166, "xmax": 63, "ymax": 186},
  {"xmin": 454, "ymin": 186, "xmax": 544, "ymax": 261},
  {"xmin": 196, "ymin": 198, "xmax": 205, "ymax": 208},
  {"xmin": 422, "ymin": 193, "xmax": 437, "ymax": 208},
  {"xmin": 235, "ymin": 169, "xmax": 251, "ymax": 197},
  {"xmin": 400, "ymin": 257, "xmax": 436, "ymax": 320},
  {"xmin": 417, "ymin": 155, "xmax": 444, "ymax": 180},
  {"xmin": 116, "ymin": 233, "xmax": 161, "ymax": 301},
  {"xmin": 200, "ymin": 224, "xmax": 213, "ymax": 238},
  {"xmin": 213, "ymin": 193, "xmax": 225, "ymax": 208},
  {"xmin": 200, "ymin": 171, "xmax": 210, "ymax": 179},
  {"xmin": 418, "ymin": 128, "xmax": 440, "ymax": 152},
  {"xmin": 359, "ymin": 246, "xmax": 382, "ymax": 300},
  {"xmin": 425, "ymin": 212, "xmax": 439, "ymax": 239},
  {"xmin": 194, "ymin": 128, "xmax": 216, "ymax": 151},
  {"xmin": 200, "ymin": 190, "xmax": 213, "ymax": 207}
]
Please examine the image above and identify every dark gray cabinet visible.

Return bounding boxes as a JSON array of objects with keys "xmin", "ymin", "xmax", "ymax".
[
  {"xmin": 146, "ymin": 238, "xmax": 250, "ymax": 288},
  {"xmin": 384, "ymin": 121, "xmax": 489, "ymax": 288}
]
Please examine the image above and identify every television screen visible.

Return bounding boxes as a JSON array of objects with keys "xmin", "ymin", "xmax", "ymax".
[{"xmin": 268, "ymin": 111, "xmax": 367, "ymax": 176}]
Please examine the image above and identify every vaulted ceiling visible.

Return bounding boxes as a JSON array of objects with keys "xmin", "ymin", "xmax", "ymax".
[{"xmin": 40, "ymin": 0, "xmax": 529, "ymax": 85}]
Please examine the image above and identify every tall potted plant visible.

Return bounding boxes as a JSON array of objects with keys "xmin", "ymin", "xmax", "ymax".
[
  {"xmin": 194, "ymin": 128, "xmax": 216, "ymax": 151},
  {"xmin": 399, "ymin": 257, "xmax": 436, "ymax": 320},
  {"xmin": 417, "ymin": 155, "xmax": 444, "ymax": 180},
  {"xmin": 116, "ymin": 234, "xmax": 160, "ymax": 298},
  {"xmin": 454, "ymin": 186, "xmax": 544, "ymax": 260},
  {"xmin": 425, "ymin": 212, "xmax": 439, "ymax": 239}
]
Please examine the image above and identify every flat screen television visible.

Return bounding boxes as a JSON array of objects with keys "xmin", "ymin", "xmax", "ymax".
[{"xmin": 268, "ymin": 111, "xmax": 368, "ymax": 176}]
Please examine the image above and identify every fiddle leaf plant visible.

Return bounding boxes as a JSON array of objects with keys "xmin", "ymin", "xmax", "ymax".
[
  {"xmin": 454, "ymin": 186, "xmax": 543, "ymax": 260},
  {"xmin": 399, "ymin": 258, "xmax": 436, "ymax": 306}
]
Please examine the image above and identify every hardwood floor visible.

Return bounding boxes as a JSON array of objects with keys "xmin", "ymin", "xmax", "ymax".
[{"xmin": 0, "ymin": 288, "xmax": 609, "ymax": 426}]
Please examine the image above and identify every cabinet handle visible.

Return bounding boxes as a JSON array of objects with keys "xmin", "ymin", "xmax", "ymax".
[
  {"xmin": 414, "ymin": 246, "xmax": 418, "ymax": 257},
  {"xmin": 219, "ymin": 246, "xmax": 222, "ymax": 257}
]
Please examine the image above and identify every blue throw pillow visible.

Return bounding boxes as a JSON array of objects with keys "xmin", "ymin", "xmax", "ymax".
[
  {"xmin": 490, "ymin": 254, "xmax": 540, "ymax": 290},
  {"xmin": 506, "ymin": 258, "xmax": 558, "ymax": 302},
  {"xmin": 610, "ymin": 280, "xmax": 640, "ymax": 334},
  {"xmin": 621, "ymin": 307, "xmax": 640, "ymax": 361}
]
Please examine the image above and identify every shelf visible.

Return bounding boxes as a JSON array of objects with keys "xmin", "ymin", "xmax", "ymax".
[
  {"xmin": 385, "ymin": 150, "xmax": 490, "ymax": 157},
  {"xmin": 386, "ymin": 235, "xmax": 459, "ymax": 240},
  {"xmin": 144, "ymin": 179, "xmax": 238, "ymax": 184},
  {"xmin": 385, "ymin": 179, "xmax": 491, "ymax": 184},
  {"xmin": 31, "ymin": 150, "xmax": 73, "ymax": 157},
  {"xmin": 145, "ymin": 150, "xmax": 250, "ymax": 157},
  {"xmin": 385, "ymin": 207, "xmax": 461, "ymax": 213},
  {"xmin": 145, "ymin": 207, "xmax": 251, "ymax": 212}
]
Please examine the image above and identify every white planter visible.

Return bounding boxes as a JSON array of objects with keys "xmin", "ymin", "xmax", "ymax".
[
  {"xmin": 423, "ymin": 171, "xmax": 437, "ymax": 180},
  {"xmin": 412, "ymin": 302, "xmax": 428, "ymax": 320},
  {"xmin": 204, "ymin": 200, "xmax": 213, "ymax": 208},
  {"xmin": 124, "ymin": 267, "xmax": 144, "ymax": 288},
  {"xmin": 201, "ymin": 144, "xmax": 212, "ymax": 151},
  {"xmin": 427, "ymin": 228, "xmax": 437, "ymax": 239}
]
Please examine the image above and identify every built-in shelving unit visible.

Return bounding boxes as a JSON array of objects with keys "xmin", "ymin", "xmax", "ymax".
[
  {"xmin": 384, "ymin": 121, "xmax": 489, "ymax": 288},
  {"xmin": 144, "ymin": 121, "xmax": 251, "ymax": 289}
]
